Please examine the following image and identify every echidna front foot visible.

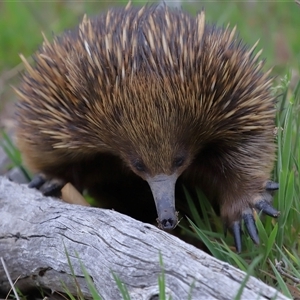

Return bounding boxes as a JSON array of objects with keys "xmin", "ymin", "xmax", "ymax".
[
  {"xmin": 224, "ymin": 180, "xmax": 279, "ymax": 253},
  {"xmin": 29, "ymin": 173, "xmax": 65, "ymax": 197}
]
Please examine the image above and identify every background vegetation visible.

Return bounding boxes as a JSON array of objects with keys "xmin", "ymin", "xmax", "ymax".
[{"xmin": 0, "ymin": 1, "xmax": 299, "ymax": 299}]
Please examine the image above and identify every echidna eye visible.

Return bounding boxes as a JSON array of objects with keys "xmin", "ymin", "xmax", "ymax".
[
  {"xmin": 133, "ymin": 160, "xmax": 146, "ymax": 172},
  {"xmin": 173, "ymin": 156, "xmax": 185, "ymax": 168}
]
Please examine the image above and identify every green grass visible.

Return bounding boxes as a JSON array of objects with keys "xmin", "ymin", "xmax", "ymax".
[
  {"xmin": 1, "ymin": 1, "xmax": 300, "ymax": 299},
  {"xmin": 0, "ymin": 129, "xmax": 31, "ymax": 180}
]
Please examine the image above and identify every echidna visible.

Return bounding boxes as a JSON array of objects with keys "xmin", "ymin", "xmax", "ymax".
[{"xmin": 15, "ymin": 3, "xmax": 279, "ymax": 252}]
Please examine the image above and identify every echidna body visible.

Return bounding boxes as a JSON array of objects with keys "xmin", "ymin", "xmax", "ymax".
[{"xmin": 16, "ymin": 4, "xmax": 278, "ymax": 251}]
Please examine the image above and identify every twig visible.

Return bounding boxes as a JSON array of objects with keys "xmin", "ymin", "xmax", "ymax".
[
  {"xmin": 5, "ymin": 275, "xmax": 21, "ymax": 300},
  {"xmin": 1, "ymin": 257, "xmax": 20, "ymax": 300},
  {"xmin": 275, "ymin": 259, "xmax": 300, "ymax": 284}
]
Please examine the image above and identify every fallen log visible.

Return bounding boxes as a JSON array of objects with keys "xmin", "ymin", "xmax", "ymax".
[{"xmin": 0, "ymin": 176, "xmax": 288, "ymax": 299}]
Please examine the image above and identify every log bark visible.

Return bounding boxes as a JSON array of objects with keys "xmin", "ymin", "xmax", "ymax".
[{"xmin": 0, "ymin": 176, "xmax": 288, "ymax": 300}]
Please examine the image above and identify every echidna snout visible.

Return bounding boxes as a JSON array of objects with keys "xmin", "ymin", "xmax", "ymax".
[{"xmin": 147, "ymin": 174, "xmax": 178, "ymax": 230}]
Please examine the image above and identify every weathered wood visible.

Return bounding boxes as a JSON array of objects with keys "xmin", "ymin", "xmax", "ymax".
[{"xmin": 0, "ymin": 176, "xmax": 288, "ymax": 299}]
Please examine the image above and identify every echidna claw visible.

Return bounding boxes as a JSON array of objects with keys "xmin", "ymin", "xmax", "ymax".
[
  {"xmin": 40, "ymin": 178, "xmax": 65, "ymax": 197},
  {"xmin": 231, "ymin": 221, "xmax": 242, "ymax": 253},
  {"xmin": 255, "ymin": 200, "xmax": 280, "ymax": 218},
  {"xmin": 265, "ymin": 181, "xmax": 279, "ymax": 191},
  {"xmin": 28, "ymin": 174, "xmax": 46, "ymax": 189},
  {"xmin": 243, "ymin": 213, "xmax": 259, "ymax": 245}
]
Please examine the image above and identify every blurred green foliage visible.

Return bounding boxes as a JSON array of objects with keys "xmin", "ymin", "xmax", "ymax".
[{"xmin": 0, "ymin": 1, "xmax": 299, "ymax": 74}]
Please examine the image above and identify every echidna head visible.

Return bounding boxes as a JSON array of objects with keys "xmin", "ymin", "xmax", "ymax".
[
  {"xmin": 107, "ymin": 78, "xmax": 200, "ymax": 229},
  {"xmin": 126, "ymin": 144, "xmax": 194, "ymax": 230},
  {"xmin": 122, "ymin": 133, "xmax": 196, "ymax": 230}
]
